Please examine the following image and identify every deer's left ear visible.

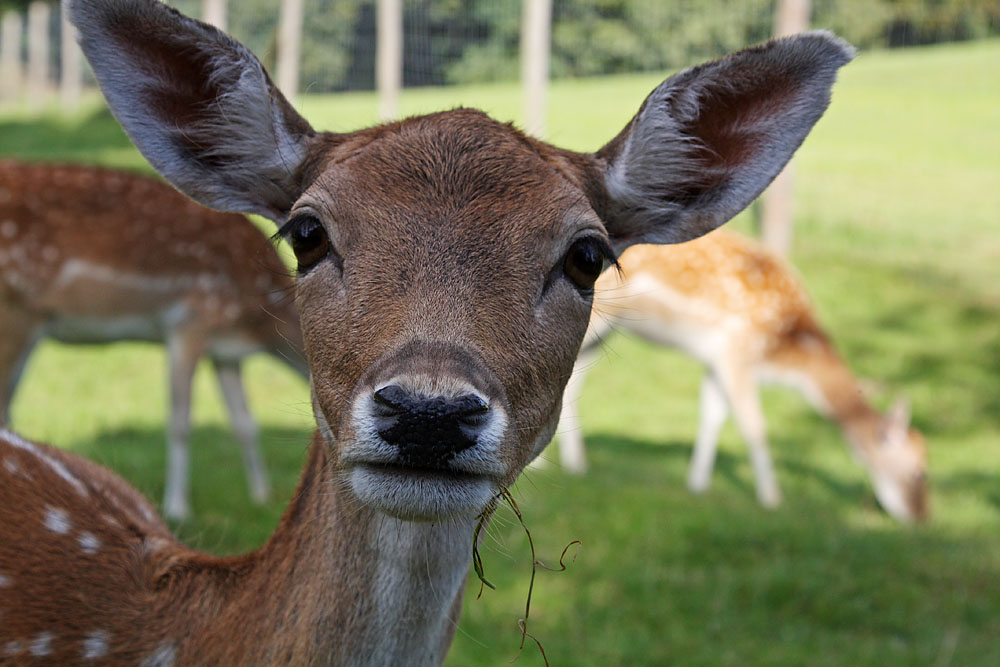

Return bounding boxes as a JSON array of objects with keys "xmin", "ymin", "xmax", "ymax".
[
  {"xmin": 582, "ymin": 31, "xmax": 853, "ymax": 252},
  {"xmin": 882, "ymin": 397, "xmax": 912, "ymax": 446},
  {"xmin": 70, "ymin": 0, "xmax": 316, "ymax": 222}
]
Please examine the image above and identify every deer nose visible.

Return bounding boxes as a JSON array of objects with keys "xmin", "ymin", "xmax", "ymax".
[{"xmin": 373, "ymin": 384, "xmax": 490, "ymax": 469}]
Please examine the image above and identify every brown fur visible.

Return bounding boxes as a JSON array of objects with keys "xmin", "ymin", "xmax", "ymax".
[
  {"xmin": 0, "ymin": 431, "xmax": 376, "ymax": 664},
  {"xmin": 576, "ymin": 230, "xmax": 928, "ymax": 519},
  {"xmin": 3, "ymin": 1, "xmax": 852, "ymax": 661},
  {"xmin": 0, "ymin": 111, "xmax": 609, "ymax": 666},
  {"xmin": 0, "ymin": 160, "xmax": 306, "ymax": 518},
  {"xmin": 0, "ymin": 160, "xmax": 299, "ymax": 358}
]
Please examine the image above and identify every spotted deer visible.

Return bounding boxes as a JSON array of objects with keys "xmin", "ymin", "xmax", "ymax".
[
  {"xmin": 0, "ymin": 0, "xmax": 851, "ymax": 663},
  {"xmin": 0, "ymin": 160, "xmax": 307, "ymax": 520},
  {"xmin": 556, "ymin": 230, "xmax": 928, "ymax": 521}
]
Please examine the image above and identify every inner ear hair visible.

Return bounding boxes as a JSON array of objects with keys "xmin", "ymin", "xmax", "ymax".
[
  {"xmin": 592, "ymin": 31, "xmax": 854, "ymax": 249},
  {"xmin": 69, "ymin": 0, "xmax": 316, "ymax": 222}
]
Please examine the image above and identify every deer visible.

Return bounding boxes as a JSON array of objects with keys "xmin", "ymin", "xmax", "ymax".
[
  {"xmin": 555, "ymin": 230, "xmax": 928, "ymax": 521},
  {"xmin": 0, "ymin": 160, "xmax": 308, "ymax": 521},
  {"xmin": 0, "ymin": 0, "xmax": 851, "ymax": 663}
]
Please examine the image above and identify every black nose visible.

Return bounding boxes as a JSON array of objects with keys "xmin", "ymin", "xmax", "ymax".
[{"xmin": 373, "ymin": 385, "xmax": 489, "ymax": 469}]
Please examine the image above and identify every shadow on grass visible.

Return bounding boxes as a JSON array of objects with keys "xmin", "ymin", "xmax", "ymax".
[
  {"xmin": 579, "ymin": 432, "xmax": 873, "ymax": 509},
  {"xmin": 861, "ymin": 267, "xmax": 1000, "ymax": 434},
  {"xmin": 43, "ymin": 423, "xmax": 1000, "ymax": 665},
  {"xmin": 0, "ymin": 106, "xmax": 145, "ymax": 166},
  {"xmin": 459, "ymin": 434, "xmax": 1000, "ymax": 666},
  {"xmin": 934, "ymin": 469, "xmax": 1000, "ymax": 514},
  {"xmin": 70, "ymin": 423, "xmax": 313, "ymax": 555}
]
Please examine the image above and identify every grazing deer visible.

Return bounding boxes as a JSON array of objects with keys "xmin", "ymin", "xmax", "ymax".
[
  {"xmin": 0, "ymin": 160, "xmax": 307, "ymax": 520},
  {"xmin": 0, "ymin": 0, "xmax": 851, "ymax": 663},
  {"xmin": 556, "ymin": 230, "xmax": 928, "ymax": 521}
]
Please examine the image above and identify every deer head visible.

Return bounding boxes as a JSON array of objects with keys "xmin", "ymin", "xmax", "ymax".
[
  {"xmin": 70, "ymin": 0, "xmax": 852, "ymax": 524},
  {"xmin": 867, "ymin": 398, "xmax": 928, "ymax": 521}
]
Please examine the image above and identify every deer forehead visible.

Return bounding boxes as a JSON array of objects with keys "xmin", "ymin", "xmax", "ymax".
[
  {"xmin": 300, "ymin": 111, "xmax": 599, "ymax": 251},
  {"xmin": 290, "ymin": 121, "xmax": 600, "ymax": 406}
]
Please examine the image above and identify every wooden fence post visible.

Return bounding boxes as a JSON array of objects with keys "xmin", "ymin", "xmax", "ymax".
[
  {"xmin": 202, "ymin": 0, "xmax": 227, "ymax": 31},
  {"xmin": 60, "ymin": 1, "xmax": 82, "ymax": 111},
  {"xmin": 276, "ymin": 0, "xmax": 304, "ymax": 104},
  {"xmin": 520, "ymin": 0, "xmax": 552, "ymax": 138},
  {"xmin": 0, "ymin": 11, "xmax": 23, "ymax": 106},
  {"xmin": 376, "ymin": 0, "xmax": 402, "ymax": 122},
  {"xmin": 760, "ymin": 0, "xmax": 811, "ymax": 254},
  {"xmin": 27, "ymin": 1, "xmax": 50, "ymax": 109}
]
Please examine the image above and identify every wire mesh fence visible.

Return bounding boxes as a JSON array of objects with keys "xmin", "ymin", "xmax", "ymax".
[{"xmin": 0, "ymin": 0, "xmax": 997, "ymax": 106}]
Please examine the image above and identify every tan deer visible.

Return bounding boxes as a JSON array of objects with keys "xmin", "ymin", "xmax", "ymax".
[
  {"xmin": 0, "ymin": 160, "xmax": 307, "ymax": 520},
  {"xmin": 556, "ymin": 230, "xmax": 928, "ymax": 521},
  {"xmin": 0, "ymin": 0, "xmax": 851, "ymax": 663}
]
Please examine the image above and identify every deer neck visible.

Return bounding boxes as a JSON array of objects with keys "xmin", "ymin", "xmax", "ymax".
[
  {"xmin": 791, "ymin": 345, "xmax": 883, "ymax": 460},
  {"xmin": 194, "ymin": 433, "xmax": 474, "ymax": 665}
]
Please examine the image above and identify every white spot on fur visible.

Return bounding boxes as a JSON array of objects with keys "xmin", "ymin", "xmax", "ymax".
[
  {"xmin": 79, "ymin": 532, "xmax": 101, "ymax": 554},
  {"xmin": 81, "ymin": 630, "xmax": 109, "ymax": 660},
  {"xmin": 0, "ymin": 572, "xmax": 10, "ymax": 587},
  {"xmin": 138, "ymin": 503, "xmax": 156, "ymax": 523},
  {"xmin": 29, "ymin": 632, "xmax": 54, "ymax": 657},
  {"xmin": 143, "ymin": 537, "xmax": 170, "ymax": 554},
  {"xmin": 53, "ymin": 259, "xmax": 190, "ymax": 294},
  {"xmin": 1, "ymin": 429, "xmax": 88, "ymax": 496},
  {"xmin": 100, "ymin": 488, "xmax": 155, "ymax": 527},
  {"xmin": 44, "ymin": 507, "xmax": 72, "ymax": 534},
  {"xmin": 140, "ymin": 641, "xmax": 176, "ymax": 667},
  {"xmin": 3, "ymin": 640, "xmax": 23, "ymax": 656}
]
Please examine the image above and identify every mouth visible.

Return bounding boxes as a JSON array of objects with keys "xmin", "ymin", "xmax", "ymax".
[
  {"xmin": 872, "ymin": 474, "xmax": 924, "ymax": 523},
  {"xmin": 347, "ymin": 462, "xmax": 496, "ymax": 521}
]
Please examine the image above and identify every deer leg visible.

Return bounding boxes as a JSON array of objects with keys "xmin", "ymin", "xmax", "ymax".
[
  {"xmin": 0, "ymin": 310, "xmax": 41, "ymax": 426},
  {"xmin": 554, "ymin": 347, "xmax": 599, "ymax": 474},
  {"xmin": 718, "ymin": 365, "xmax": 781, "ymax": 508},
  {"xmin": 163, "ymin": 331, "xmax": 204, "ymax": 520},
  {"xmin": 213, "ymin": 358, "xmax": 270, "ymax": 504},
  {"xmin": 687, "ymin": 372, "xmax": 729, "ymax": 494},
  {"xmin": 549, "ymin": 311, "xmax": 616, "ymax": 474},
  {"xmin": 557, "ymin": 345, "xmax": 600, "ymax": 475}
]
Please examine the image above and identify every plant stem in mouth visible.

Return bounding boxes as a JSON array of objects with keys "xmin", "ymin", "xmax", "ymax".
[{"xmin": 471, "ymin": 488, "xmax": 582, "ymax": 666}]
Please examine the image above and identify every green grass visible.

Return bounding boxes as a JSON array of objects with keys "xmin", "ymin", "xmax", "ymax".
[{"xmin": 2, "ymin": 40, "xmax": 999, "ymax": 665}]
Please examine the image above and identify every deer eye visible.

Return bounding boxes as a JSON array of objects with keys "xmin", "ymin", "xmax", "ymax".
[
  {"xmin": 283, "ymin": 216, "xmax": 330, "ymax": 274},
  {"xmin": 563, "ymin": 237, "xmax": 611, "ymax": 290}
]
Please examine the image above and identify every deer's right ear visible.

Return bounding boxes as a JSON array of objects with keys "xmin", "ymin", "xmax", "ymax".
[
  {"xmin": 585, "ymin": 31, "xmax": 853, "ymax": 253},
  {"xmin": 69, "ymin": 0, "xmax": 315, "ymax": 222}
]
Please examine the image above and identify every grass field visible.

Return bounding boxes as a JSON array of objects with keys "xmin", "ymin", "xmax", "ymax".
[{"xmin": 2, "ymin": 39, "xmax": 999, "ymax": 665}]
